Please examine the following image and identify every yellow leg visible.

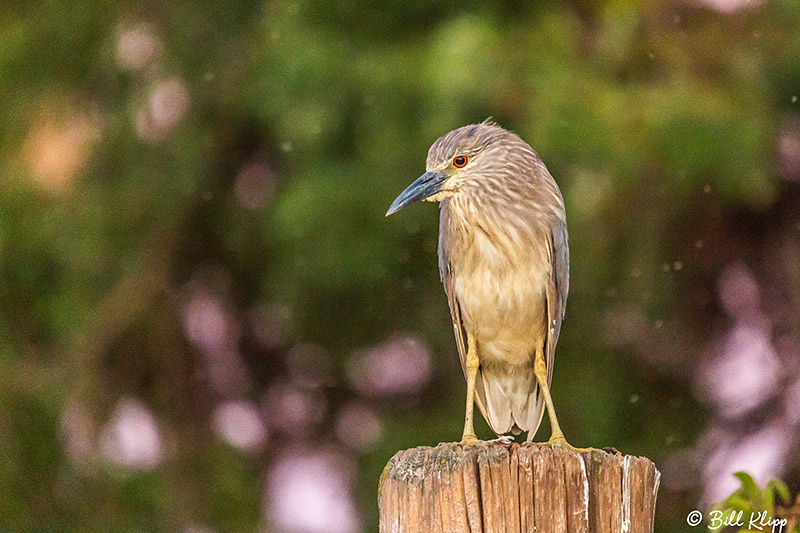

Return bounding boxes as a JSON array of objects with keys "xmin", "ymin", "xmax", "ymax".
[
  {"xmin": 461, "ymin": 334, "xmax": 480, "ymax": 444},
  {"xmin": 533, "ymin": 348, "xmax": 589, "ymax": 451}
]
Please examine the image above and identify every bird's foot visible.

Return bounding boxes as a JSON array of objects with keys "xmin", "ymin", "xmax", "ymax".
[
  {"xmin": 454, "ymin": 435, "xmax": 514, "ymax": 446},
  {"xmin": 459, "ymin": 433, "xmax": 481, "ymax": 445},
  {"xmin": 546, "ymin": 434, "xmax": 593, "ymax": 453}
]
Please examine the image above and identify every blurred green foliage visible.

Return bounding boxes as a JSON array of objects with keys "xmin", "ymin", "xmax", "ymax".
[
  {"xmin": 1, "ymin": 0, "xmax": 800, "ymax": 531},
  {"xmin": 713, "ymin": 473, "xmax": 799, "ymax": 533}
]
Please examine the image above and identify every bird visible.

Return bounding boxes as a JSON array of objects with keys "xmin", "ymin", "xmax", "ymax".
[{"xmin": 386, "ymin": 120, "xmax": 576, "ymax": 448}]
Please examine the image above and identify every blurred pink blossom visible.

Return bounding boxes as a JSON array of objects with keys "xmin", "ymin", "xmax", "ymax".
[
  {"xmin": 263, "ymin": 383, "xmax": 327, "ymax": 437},
  {"xmin": 695, "ymin": 324, "xmax": 781, "ymax": 417},
  {"xmin": 335, "ymin": 402, "xmax": 383, "ymax": 453},
  {"xmin": 718, "ymin": 263, "xmax": 760, "ymax": 319},
  {"xmin": 183, "ymin": 287, "xmax": 249, "ymax": 395},
  {"xmin": 99, "ymin": 398, "xmax": 163, "ymax": 469},
  {"xmin": 695, "ymin": 264, "xmax": 782, "ymax": 417},
  {"xmin": 266, "ymin": 449, "xmax": 360, "ymax": 533},
  {"xmin": 184, "ymin": 293, "xmax": 230, "ymax": 353},
  {"xmin": 116, "ymin": 23, "xmax": 161, "ymax": 72},
  {"xmin": 693, "ymin": 261, "xmax": 797, "ymax": 506},
  {"xmin": 347, "ymin": 334, "xmax": 432, "ymax": 397},
  {"xmin": 136, "ymin": 77, "xmax": 190, "ymax": 143},
  {"xmin": 700, "ymin": 422, "xmax": 793, "ymax": 504},
  {"xmin": 697, "ymin": 0, "xmax": 763, "ymax": 13},
  {"xmin": 213, "ymin": 400, "xmax": 268, "ymax": 451}
]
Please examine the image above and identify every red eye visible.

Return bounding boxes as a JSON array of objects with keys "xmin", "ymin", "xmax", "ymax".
[{"xmin": 453, "ymin": 155, "xmax": 468, "ymax": 168}]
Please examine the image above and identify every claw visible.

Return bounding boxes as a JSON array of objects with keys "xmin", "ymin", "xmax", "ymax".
[{"xmin": 493, "ymin": 435, "xmax": 515, "ymax": 445}]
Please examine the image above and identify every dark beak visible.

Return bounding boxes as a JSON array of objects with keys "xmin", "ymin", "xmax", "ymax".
[{"xmin": 385, "ymin": 171, "xmax": 448, "ymax": 216}]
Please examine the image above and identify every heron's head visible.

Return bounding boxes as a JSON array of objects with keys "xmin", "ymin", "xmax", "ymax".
[{"xmin": 386, "ymin": 120, "xmax": 535, "ymax": 216}]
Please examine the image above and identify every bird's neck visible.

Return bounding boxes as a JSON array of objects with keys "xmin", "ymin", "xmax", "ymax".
[{"xmin": 443, "ymin": 191, "xmax": 530, "ymax": 232}]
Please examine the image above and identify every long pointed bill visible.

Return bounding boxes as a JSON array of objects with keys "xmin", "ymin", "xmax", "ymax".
[{"xmin": 385, "ymin": 171, "xmax": 448, "ymax": 216}]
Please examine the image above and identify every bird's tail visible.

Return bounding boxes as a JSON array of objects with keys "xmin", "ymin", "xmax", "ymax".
[{"xmin": 479, "ymin": 366, "xmax": 545, "ymax": 440}]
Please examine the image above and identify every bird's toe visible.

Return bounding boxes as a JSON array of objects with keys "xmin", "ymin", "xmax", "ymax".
[{"xmin": 546, "ymin": 435, "xmax": 592, "ymax": 453}]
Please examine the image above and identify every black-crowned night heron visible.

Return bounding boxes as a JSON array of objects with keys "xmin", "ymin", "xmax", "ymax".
[{"xmin": 387, "ymin": 120, "xmax": 576, "ymax": 448}]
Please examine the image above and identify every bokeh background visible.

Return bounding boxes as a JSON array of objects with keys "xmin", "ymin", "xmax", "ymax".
[{"xmin": 2, "ymin": 0, "xmax": 799, "ymax": 531}]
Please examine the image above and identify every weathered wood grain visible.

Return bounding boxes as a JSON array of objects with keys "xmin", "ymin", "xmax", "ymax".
[{"xmin": 379, "ymin": 442, "xmax": 660, "ymax": 533}]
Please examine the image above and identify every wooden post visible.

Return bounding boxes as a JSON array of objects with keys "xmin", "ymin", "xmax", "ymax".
[{"xmin": 378, "ymin": 441, "xmax": 660, "ymax": 533}]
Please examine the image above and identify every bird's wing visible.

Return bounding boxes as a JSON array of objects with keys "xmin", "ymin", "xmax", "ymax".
[
  {"xmin": 437, "ymin": 211, "xmax": 492, "ymax": 432},
  {"xmin": 439, "ymin": 255, "xmax": 493, "ymax": 431},
  {"xmin": 545, "ymin": 219, "xmax": 569, "ymax": 386}
]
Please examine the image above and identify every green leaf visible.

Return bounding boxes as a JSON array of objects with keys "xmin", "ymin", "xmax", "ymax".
[
  {"xmin": 734, "ymin": 471, "xmax": 761, "ymax": 501},
  {"xmin": 765, "ymin": 484, "xmax": 776, "ymax": 514},
  {"xmin": 767, "ymin": 479, "xmax": 792, "ymax": 504},
  {"xmin": 722, "ymin": 494, "xmax": 755, "ymax": 515}
]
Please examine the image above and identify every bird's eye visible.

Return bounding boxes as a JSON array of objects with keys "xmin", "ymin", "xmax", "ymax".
[{"xmin": 453, "ymin": 155, "xmax": 468, "ymax": 168}]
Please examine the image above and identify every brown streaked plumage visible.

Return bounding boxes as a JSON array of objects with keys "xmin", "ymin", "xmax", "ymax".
[{"xmin": 387, "ymin": 120, "xmax": 575, "ymax": 447}]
